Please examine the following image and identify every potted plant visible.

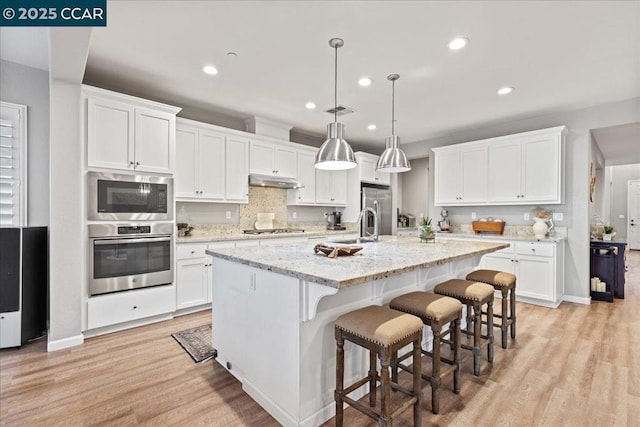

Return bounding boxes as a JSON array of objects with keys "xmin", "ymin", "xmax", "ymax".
[
  {"xmin": 419, "ymin": 217, "xmax": 435, "ymax": 242},
  {"xmin": 602, "ymin": 225, "xmax": 614, "ymax": 241}
]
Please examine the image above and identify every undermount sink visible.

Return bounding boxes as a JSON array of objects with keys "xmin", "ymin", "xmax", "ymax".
[{"xmin": 331, "ymin": 238, "xmax": 377, "ymax": 245}]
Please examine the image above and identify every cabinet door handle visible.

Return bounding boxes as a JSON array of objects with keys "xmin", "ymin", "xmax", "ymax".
[
  {"xmin": 129, "ymin": 161, "xmax": 134, "ymax": 166},
  {"xmin": 191, "ymin": 250, "xmax": 196, "ymax": 254},
  {"xmin": 136, "ymin": 162, "xmax": 140, "ymax": 166},
  {"xmin": 132, "ymin": 305, "xmax": 138, "ymax": 310}
]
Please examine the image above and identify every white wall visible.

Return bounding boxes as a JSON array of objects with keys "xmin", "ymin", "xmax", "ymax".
[
  {"xmin": 0, "ymin": 59, "xmax": 50, "ymax": 226},
  {"xmin": 402, "ymin": 97, "xmax": 640, "ymax": 302},
  {"xmin": 607, "ymin": 164, "xmax": 640, "ymax": 239},
  {"xmin": 47, "ymin": 27, "xmax": 91, "ymax": 351},
  {"xmin": 400, "ymin": 157, "xmax": 429, "ymax": 219}
]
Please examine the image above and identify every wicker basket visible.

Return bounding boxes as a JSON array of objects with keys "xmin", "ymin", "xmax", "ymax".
[{"xmin": 471, "ymin": 221, "xmax": 505, "ymax": 235}]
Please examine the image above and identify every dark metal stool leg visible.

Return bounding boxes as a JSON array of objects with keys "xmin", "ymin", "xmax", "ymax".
[
  {"xmin": 335, "ymin": 335, "xmax": 345, "ymax": 427},
  {"xmin": 431, "ymin": 324, "xmax": 442, "ymax": 414},
  {"xmin": 412, "ymin": 336, "xmax": 422, "ymax": 426},
  {"xmin": 453, "ymin": 317, "xmax": 461, "ymax": 394},
  {"xmin": 487, "ymin": 300, "xmax": 494, "ymax": 363},
  {"xmin": 369, "ymin": 350, "xmax": 377, "ymax": 407},
  {"xmin": 500, "ymin": 288, "xmax": 509, "ymax": 349},
  {"xmin": 510, "ymin": 287, "xmax": 516, "ymax": 339},
  {"xmin": 472, "ymin": 301, "xmax": 482, "ymax": 376}
]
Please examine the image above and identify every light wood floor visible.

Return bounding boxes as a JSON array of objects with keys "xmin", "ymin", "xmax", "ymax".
[{"xmin": 2, "ymin": 251, "xmax": 639, "ymax": 426}]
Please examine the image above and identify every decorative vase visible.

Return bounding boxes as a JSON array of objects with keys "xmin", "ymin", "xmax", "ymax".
[
  {"xmin": 532, "ymin": 217, "xmax": 551, "ymax": 238},
  {"xmin": 602, "ymin": 233, "xmax": 612, "ymax": 241}
]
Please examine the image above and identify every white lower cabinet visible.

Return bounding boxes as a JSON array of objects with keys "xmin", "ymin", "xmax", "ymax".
[
  {"xmin": 480, "ymin": 240, "xmax": 565, "ymax": 307},
  {"xmin": 87, "ymin": 285, "xmax": 176, "ymax": 330}
]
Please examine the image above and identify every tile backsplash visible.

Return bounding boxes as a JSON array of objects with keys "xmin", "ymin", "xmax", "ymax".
[{"xmin": 177, "ymin": 187, "xmax": 343, "ymax": 229}]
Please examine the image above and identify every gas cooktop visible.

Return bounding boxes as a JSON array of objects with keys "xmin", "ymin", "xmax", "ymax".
[{"xmin": 242, "ymin": 228, "xmax": 305, "ymax": 235}]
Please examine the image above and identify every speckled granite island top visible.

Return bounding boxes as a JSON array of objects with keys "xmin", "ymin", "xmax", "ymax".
[{"xmin": 206, "ymin": 236, "xmax": 509, "ymax": 289}]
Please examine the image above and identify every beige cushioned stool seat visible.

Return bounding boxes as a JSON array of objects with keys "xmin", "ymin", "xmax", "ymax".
[
  {"xmin": 434, "ymin": 279, "xmax": 494, "ymax": 301},
  {"xmin": 390, "ymin": 292, "xmax": 462, "ymax": 322},
  {"xmin": 335, "ymin": 305, "xmax": 423, "ymax": 348},
  {"xmin": 466, "ymin": 270, "xmax": 516, "ymax": 289}
]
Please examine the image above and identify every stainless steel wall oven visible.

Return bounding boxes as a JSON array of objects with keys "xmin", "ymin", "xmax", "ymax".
[
  {"xmin": 88, "ymin": 223, "xmax": 173, "ymax": 296},
  {"xmin": 87, "ymin": 172, "xmax": 173, "ymax": 221}
]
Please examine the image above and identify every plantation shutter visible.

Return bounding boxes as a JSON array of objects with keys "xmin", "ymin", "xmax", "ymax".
[{"xmin": 0, "ymin": 102, "xmax": 26, "ymax": 227}]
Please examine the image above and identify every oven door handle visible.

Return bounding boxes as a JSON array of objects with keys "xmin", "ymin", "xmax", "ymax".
[{"xmin": 93, "ymin": 236, "xmax": 172, "ymax": 245}]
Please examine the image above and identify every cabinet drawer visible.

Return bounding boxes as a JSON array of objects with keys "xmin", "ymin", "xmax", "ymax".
[
  {"xmin": 176, "ymin": 243, "xmax": 208, "ymax": 260},
  {"xmin": 87, "ymin": 285, "xmax": 176, "ymax": 330},
  {"xmin": 515, "ymin": 241, "xmax": 554, "ymax": 257}
]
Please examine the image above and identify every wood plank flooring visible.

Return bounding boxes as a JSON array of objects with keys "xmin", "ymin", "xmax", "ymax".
[{"xmin": 2, "ymin": 250, "xmax": 639, "ymax": 426}]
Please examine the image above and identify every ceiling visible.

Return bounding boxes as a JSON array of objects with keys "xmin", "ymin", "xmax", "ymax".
[
  {"xmin": 592, "ymin": 122, "xmax": 640, "ymax": 166},
  {"xmin": 1, "ymin": 2, "xmax": 638, "ymax": 154}
]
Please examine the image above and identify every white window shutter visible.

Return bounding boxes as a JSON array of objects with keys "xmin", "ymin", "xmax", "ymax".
[{"xmin": 0, "ymin": 102, "xmax": 27, "ymax": 227}]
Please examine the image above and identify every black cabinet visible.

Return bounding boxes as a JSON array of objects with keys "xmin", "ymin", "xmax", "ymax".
[
  {"xmin": 0, "ymin": 227, "xmax": 47, "ymax": 348},
  {"xmin": 590, "ymin": 240, "xmax": 626, "ymax": 302}
]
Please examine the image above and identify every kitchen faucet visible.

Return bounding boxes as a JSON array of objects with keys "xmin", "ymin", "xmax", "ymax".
[{"xmin": 357, "ymin": 200, "xmax": 379, "ymax": 242}]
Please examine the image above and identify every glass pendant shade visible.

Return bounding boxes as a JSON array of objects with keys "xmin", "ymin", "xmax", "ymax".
[
  {"xmin": 315, "ymin": 122, "xmax": 357, "ymax": 170},
  {"xmin": 315, "ymin": 38, "xmax": 357, "ymax": 170},
  {"xmin": 376, "ymin": 74, "xmax": 411, "ymax": 173},
  {"xmin": 376, "ymin": 135, "xmax": 411, "ymax": 172}
]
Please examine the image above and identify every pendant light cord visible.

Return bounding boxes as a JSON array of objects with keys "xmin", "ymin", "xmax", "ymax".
[
  {"xmin": 391, "ymin": 78, "xmax": 395, "ymax": 135},
  {"xmin": 334, "ymin": 44, "xmax": 338, "ymax": 123}
]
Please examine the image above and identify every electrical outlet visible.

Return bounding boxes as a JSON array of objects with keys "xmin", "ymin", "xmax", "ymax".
[
  {"xmin": 471, "ymin": 212, "xmax": 477, "ymax": 220},
  {"xmin": 292, "ymin": 212, "xmax": 297, "ymax": 219},
  {"xmin": 225, "ymin": 211, "xmax": 231, "ymax": 219},
  {"xmin": 419, "ymin": 212, "xmax": 424, "ymax": 219},
  {"xmin": 619, "ymin": 214, "xmax": 625, "ymax": 219},
  {"xmin": 524, "ymin": 212, "xmax": 530, "ymax": 221},
  {"xmin": 553, "ymin": 212, "xmax": 564, "ymax": 221}
]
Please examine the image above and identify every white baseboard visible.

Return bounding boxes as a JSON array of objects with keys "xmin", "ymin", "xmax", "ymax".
[
  {"xmin": 243, "ymin": 380, "xmax": 297, "ymax": 427},
  {"xmin": 562, "ymin": 295, "xmax": 591, "ymax": 305},
  {"xmin": 173, "ymin": 303, "xmax": 211, "ymax": 317},
  {"xmin": 47, "ymin": 334, "xmax": 84, "ymax": 352}
]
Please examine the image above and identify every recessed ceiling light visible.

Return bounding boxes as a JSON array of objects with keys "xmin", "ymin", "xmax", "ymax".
[
  {"xmin": 203, "ymin": 65, "xmax": 218, "ymax": 75},
  {"xmin": 448, "ymin": 37, "xmax": 469, "ymax": 50},
  {"xmin": 358, "ymin": 77, "xmax": 373, "ymax": 87},
  {"xmin": 367, "ymin": 124, "xmax": 377, "ymax": 130},
  {"xmin": 497, "ymin": 86, "xmax": 514, "ymax": 95},
  {"xmin": 305, "ymin": 102, "xmax": 317, "ymax": 110}
]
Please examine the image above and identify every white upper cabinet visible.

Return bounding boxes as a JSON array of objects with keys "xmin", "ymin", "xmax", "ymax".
[
  {"xmin": 434, "ymin": 126, "xmax": 566, "ymax": 206},
  {"xmin": 225, "ymin": 135, "xmax": 250, "ymax": 203},
  {"xmin": 355, "ymin": 152, "xmax": 390, "ymax": 186},
  {"xmin": 250, "ymin": 140, "xmax": 297, "ymax": 178},
  {"xmin": 488, "ymin": 129, "xmax": 564, "ymax": 204},
  {"xmin": 288, "ymin": 147, "xmax": 317, "ymax": 205},
  {"xmin": 434, "ymin": 145, "xmax": 487, "ymax": 205},
  {"xmin": 175, "ymin": 119, "xmax": 248, "ymax": 203},
  {"xmin": 175, "ymin": 123, "xmax": 225, "ymax": 201},
  {"xmin": 85, "ymin": 86, "xmax": 180, "ymax": 174},
  {"xmin": 316, "ymin": 169, "xmax": 347, "ymax": 205}
]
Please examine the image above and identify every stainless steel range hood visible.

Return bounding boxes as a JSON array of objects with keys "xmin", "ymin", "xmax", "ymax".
[{"xmin": 249, "ymin": 174, "xmax": 304, "ymax": 189}]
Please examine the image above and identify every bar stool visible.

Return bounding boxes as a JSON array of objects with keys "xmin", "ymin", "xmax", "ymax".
[
  {"xmin": 334, "ymin": 305, "xmax": 423, "ymax": 427},
  {"xmin": 466, "ymin": 269, "xmax": 516, "ymax": 349},
  {"xmin": 434, "ymin": 279, "xmax": 494, "ymax": 376},
  {"xmin": 389, "ymin": 292, "xmax": 463, "ymax": 414}
]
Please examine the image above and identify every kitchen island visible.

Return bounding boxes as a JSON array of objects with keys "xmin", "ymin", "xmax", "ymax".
[{"xmin": 206, "ymin": 236, "xmax": 508, "ymax": 427}]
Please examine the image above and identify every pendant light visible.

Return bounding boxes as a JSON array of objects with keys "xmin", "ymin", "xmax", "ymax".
[
  {"xmin": 376, "ymin": 74, "xmax": 411, "ymax": 173},
  {"xmin": 315, "ymin": 38, "xmax": 357, "ymax": 170}
]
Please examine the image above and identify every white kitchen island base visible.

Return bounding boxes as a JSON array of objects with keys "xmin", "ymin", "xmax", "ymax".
[{"xmin": 211, "ymin": 250, "xmax": 489, "ymax": 427}]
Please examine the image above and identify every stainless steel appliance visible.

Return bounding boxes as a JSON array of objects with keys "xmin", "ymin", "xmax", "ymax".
[
  {"xmin": 327, "ymin": 211, "xmax": 345, "ymax": 230},
  {"xmin": 87, "ymin": 172, "xmax": 173, "ymax": 221},
  {"xmin": 88, "ymin": 223, "xmax": 173, "ymax": 296},
  {"xmin": 361, "ymin": 185, "xmax": 392, "ymax": 237}
]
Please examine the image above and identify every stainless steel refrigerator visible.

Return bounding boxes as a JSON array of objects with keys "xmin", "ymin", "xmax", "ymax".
[{"xmin": 361, "ymin": 184, "xmax": 393, "ymax": 237}]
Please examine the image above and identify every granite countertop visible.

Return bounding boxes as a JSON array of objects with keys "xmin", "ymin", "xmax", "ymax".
[
  {"xmin": 206, "ymin": 236, "xmax": 509, "ymax": 289},
  {"xmin": 435, "ymin": 231, "xmax": 567, "ymax": 243},
  {"xmin": 176, "ymin": 228, "xmax": 356, "ymax": 243}
]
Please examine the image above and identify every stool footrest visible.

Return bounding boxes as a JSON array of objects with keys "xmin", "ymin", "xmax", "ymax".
[{"xmin": 343, "ymin": 375, "xmax": 374, "ymax": 396}]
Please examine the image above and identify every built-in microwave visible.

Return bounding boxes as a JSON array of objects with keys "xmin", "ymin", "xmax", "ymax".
[{"xmin": 87, "ymin": 172, "xmax": 173, "ymax": 221}]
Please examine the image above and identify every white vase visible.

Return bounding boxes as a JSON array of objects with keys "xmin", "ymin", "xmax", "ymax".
[{"xmin": 532, "ymin": 217, "xmax": 550, "ymax": 238}]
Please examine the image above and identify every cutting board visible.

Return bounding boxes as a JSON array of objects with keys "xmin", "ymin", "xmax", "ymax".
[{"xmin": 254, "ymin": 212, "xmax": 275, "ymax": 230}]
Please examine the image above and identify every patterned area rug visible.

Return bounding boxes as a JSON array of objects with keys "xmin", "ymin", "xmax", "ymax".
[{"xmin": 171, "ymin": 324, "xmax": 217, "ymax": 363}]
